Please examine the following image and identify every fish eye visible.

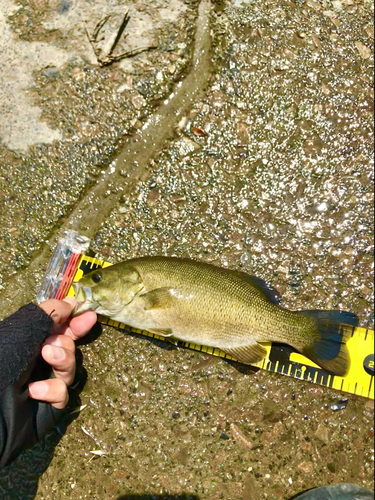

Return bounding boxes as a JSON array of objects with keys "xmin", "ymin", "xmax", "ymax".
[{"xmin": 91, "ymin": 273, "xmax": 102, "ymax": 284}]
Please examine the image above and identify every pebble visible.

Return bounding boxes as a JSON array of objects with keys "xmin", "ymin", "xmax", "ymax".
[
  {"xmin": 297, "ymin": 461, "xmax": 314, "ymax": 474},
  {"xmin": 131, "ymin": 94, "xmax": 146, "ymax": 110},
  {"xmin": 220, "ymin": 432, "xmax": 230, "ymax": 440},
  {"xmin": 307, "ymin": 0, "xmax": 321, "ymax": 10},
  {"xmin": 321, "ymin": 82, "xmax": 331, "ymax": 95},
  {"xmin": 42, "ymin": 68, "xmax": 59, "ymax": 79},
  {"xmin": 331, "ymin": 398, "xmax": 348, "ymax": 411},
  {"xmin": 211, "ymin": 91, "xmax": 226, "ymax": 108},
  {"xmin": 332, "ymin": 0, "xmax": 344, "ymax": 10},
  {"xmin": 192, "ymin": 127, "xmax": 207, "ymax": 137},
  {"xmin": 314, "ymin": 423, "xmax": 330, "ymax": 444},
  {"xmin": 365, "ymin": 26, "xmax": 374, "ymax": 39},
  {"xmin": 300, "ymin": 440, "xmax": 312, "ymax": 452},
  {"xmin": 230, "ymin": 423, "xmax": 252, "ymax": 449},
  {"xmin": 175, "ymin": 137, "xmax": 200, "ymax": 156},
  {"xmin": 176, "ymin": 117, "xmax": 190, "ymax": 132},
  {"xmin": 58, "ymin": 0, "xmax": 72, "ymax": 14},
  {"xmin": 71, "ymin": 67, "xmax": 85, "ymax": 81},
  {"xmin": 146, "ymin": 189, "xmax": 160, "ymax": 206},
  {"xmin": 355, "ymin": 41, "xmax": 372, "ymax": 60}
]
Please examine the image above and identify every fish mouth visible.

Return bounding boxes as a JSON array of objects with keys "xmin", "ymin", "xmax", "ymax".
[{"xmin": 72, "ymin": 283, "xmax": 99, "ymax": 316}]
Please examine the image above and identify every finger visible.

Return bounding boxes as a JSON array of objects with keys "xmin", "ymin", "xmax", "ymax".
[
  {"xmin": 29, "ymin": 378, "xmax": 69, "ymax": 410},
  {"xmin": 41, "ymin": 343, "xmax": 76, "ymax": 387},
  {"xmin": 44, "ymin": 334, "xmax": 76, "ymax": 354},
  {"xmin": 39, "ymin": 299, "xmax": 74, "ymax": 326},
  {"xmin": 64, "ymin": 310, "xmax": 97, "ymax": 341}
]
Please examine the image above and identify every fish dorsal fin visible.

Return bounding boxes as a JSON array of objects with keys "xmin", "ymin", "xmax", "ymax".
[
  {"xmin": 141, "ymin": 287, "xmax": 179, "ymax": 310},
  {"xmin": 239, "ymin": 273, "xmax": 281, "ymax": 305},
  {"xmin": 223, "ymin": 342, "xmax": 267, "ymax": 364}
]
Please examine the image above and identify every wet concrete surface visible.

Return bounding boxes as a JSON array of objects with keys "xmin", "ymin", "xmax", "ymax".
[{"xmin": 0, "ymin": 0, "xmax": 374, "ymax": 499}]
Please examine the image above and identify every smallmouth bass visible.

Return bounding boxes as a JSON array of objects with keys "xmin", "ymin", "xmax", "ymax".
[{"xmin": 73, "ymin": 257, "xmax": 358, "ymax": 376}]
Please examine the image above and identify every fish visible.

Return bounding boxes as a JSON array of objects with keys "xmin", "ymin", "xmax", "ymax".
[{"xmin": 73, "ymin": 256, "xmax": 358, "ymax": 376}]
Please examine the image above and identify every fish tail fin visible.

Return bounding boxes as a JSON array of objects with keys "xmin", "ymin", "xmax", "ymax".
[{"xmin": 300, "ymin": 310, "xmax": 358, "ymax": 377}]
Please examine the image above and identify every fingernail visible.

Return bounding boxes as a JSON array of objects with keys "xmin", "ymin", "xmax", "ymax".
[
  {"xmin": 52, "ymin": 346, "xmax": 65, "ymax": 361},
  {"xmin": 29, "ymin": 382, "xmax": 48, "ymax": 398},
  {"xmin": 63, "ymin": 296, "xmax": 77, "ymax": 307}
]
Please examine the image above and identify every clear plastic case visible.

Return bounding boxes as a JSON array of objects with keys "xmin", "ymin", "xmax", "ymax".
[{"xmin": 37, "ymin": 230, "xmax": 90, "ymax": 304}]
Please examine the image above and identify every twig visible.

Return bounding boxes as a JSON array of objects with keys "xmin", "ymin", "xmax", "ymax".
[{"xmin": 86, "ymin": 10, "xmax": 157, "ymax": 67}]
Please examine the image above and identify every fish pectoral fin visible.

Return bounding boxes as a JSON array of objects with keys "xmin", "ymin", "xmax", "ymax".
[
  {"xmin": 223, "ymin": 342, "xmax": 267, "ymax": 365},
  {"xmin": 147, "ymin": 327, "xmax": 174, "ymax": 337},
  {"xmin": 141, "ymin": 287, "xmax": 178, "ymax": 310}
]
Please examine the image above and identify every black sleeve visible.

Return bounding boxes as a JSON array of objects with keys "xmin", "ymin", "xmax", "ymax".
[{"xmin": 0, "ymin": 304, "xmax": 65, "ymax": 468}]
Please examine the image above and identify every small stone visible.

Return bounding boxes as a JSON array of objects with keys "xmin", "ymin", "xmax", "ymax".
[
  {"xmin": 72, "ymin": 67, "xmax": 85, "ymax": 80},
  {"xmin": 230, "ymin": 423, "xmax": 252, "ymax": 449},
  {"xmin": 327, "ymin": 462, "xmax": 336, "ymax": 473},
  {"xmin": 297, "ymin": 461, "xmax": 314, "ymax": 474},
  {"xmin": 307, "ymin": 0, "xmax": 321, "ymax": 10},
  {"xmin": 312, "ymin": 35, "xmax": 322, "ymax": 49},
  {"xmin": 332, "ymin": 0, "xmax": 343, "ymax": 10},
  {"xmin": 170, "ymin": 195, "xmax": 186, "ymax": 205},
  {"xmin": 300, "ymin": 440, "xmax": 312, "ymax": 452},
  {"xmin": 172, "ymin": 411, "xmax": 180, "ymax": 419},
  {"xmin": 42, "ymin": 67, "xmax": 59, "ymax": 79},
  {"xmin": 211, "ymin": 91, "xmax": 226, "ymax": 108},
  {"xmin": 192, "ymin": 127, "xmax": 207, "ymax": 137},
  {"xmin": 323, "ymin": 10, "xmax": 337, "ymax": 18},
  {"xmin": 176, "ymin": 117, "xmax": 190, "ymax": 132},
  {"xmin": 125, "ymin": 75, "xmax": 133, "ymax": 88},
  {"xmin": 321, "ymin": 82, "xmax": 331, "ymax": 95},
  {"xmin": 355, "ymin": 41, "xmax": 372, "ymax": 60},
  {"xmin": 108, "ymin": 70, "xmax": 122, "ymax": 81},
  {"xmin": 237, "ymin": 122, "xmax": 250, "ymax": 144},
  {"xmin": 175, "ymin": 137, "xmax": 200, "ymax": 156},
  {"xmin": 331, "ymin": 398, "xmax": 348, "ymax": 411},
  {"xmin": 59, "ymin": 0, "xmax": 72, "ymax": 14},
  {"xmin": 130, "ymin": 119, "xmax": 142, "ymax": 129},
  {"xmin": 146, "ymin": 188, "xmax": 159, "ymax": 206},
  {"xmin": 315, "ymin": 423, "xmax": 329, "ymax": 444},
  {"xmin": 220, "ymin": 432, "xmax": 230, "ymax": 440},
  {"xmin": 131, "ymin": 94, "xmax": 146, "ymax": 110},
  {"xmin": 365, "ymin": 399, "xmax": 374, "ymax": 410}
]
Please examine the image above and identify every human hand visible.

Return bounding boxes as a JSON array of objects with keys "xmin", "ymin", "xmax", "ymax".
[{"xmin": 28, "ymin": 298, "xmax": 97, "ymax": 410}]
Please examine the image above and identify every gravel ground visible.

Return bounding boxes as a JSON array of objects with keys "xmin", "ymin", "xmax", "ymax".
[{"xmin": 0, "ymin": 0, "xmax": 373, "ymax": 499}]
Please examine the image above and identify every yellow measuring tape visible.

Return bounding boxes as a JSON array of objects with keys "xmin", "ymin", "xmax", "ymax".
[{"xmin": 67, "ymin": 255, "xmax": 374, "ymax": 400}]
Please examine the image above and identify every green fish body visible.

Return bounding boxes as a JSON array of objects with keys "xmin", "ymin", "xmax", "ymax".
[{"xmin": 73, "ymin": 257, "xmax": 358, "ymax": 376}]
